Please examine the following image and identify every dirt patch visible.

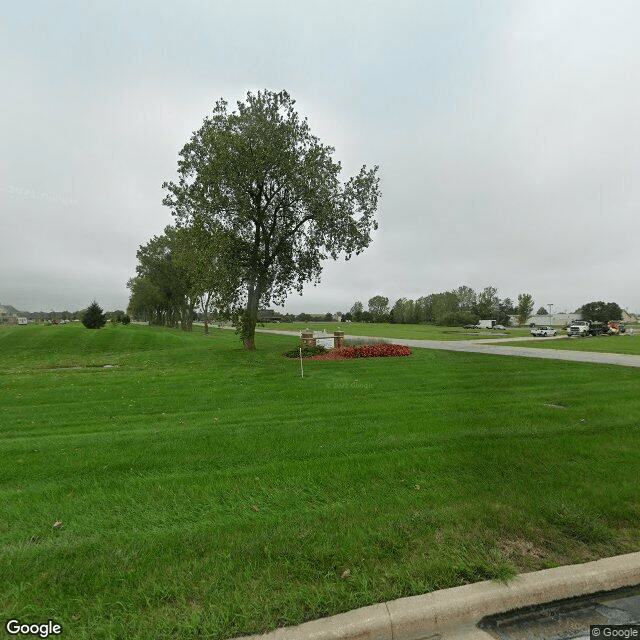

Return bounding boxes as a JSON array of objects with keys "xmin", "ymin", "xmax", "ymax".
[{"xmin": 498, "ymin": 538, "xmax": 549, "ymax": 561}]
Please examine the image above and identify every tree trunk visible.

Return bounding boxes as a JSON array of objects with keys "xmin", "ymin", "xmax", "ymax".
[
  {"xmin": 187, "ymin": 300, "xmax": 195, "ymax": 331},
  {"xmin": 203, "ymin": 292, "xmax": 212, "ymax": 335},
  {"xmin": 242, "ymin": 282, "xmax": 260, "ymax": 350},
  {"xmin": 179, "ymin": 300, "xmax": 194, "ymax": 331}
]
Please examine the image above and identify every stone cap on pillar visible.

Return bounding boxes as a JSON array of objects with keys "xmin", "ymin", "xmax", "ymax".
[{"xmin": 301, "ymin": 331, "xmax": 316, "ymax": 347}]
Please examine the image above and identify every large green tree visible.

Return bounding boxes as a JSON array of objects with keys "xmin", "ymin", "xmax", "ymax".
[
  {"xmin": 163, "ymin": 90, "xmax": 380, "ymax": 350},
  {"xmin": 475, "ymin": 286, "xmax": 500, "ymax": 319},
  {"xmin": 515, "ymin": 293, "xmax": 534, "ymax": 325},
  {"xmin": 580, "ymin": 301, "xmax": 623, "ymax": 323},
  {"xmin": 454, "ymin": 285, "xmax": 477, "ymax": 312},
  {"xmin": 391, "ymin": 297, "xmax": 419, "ymax": 324},
  {"xmin": 349, "ymin": 301, "xmax": 364, "ymax": 322},
  {"xmin": 415, "ymin": 296, "xmax": 434, "ymax": 323},
  {"xmin": 431, "ymin": 291, "xmax": 459, "ymax": 323},
  {"xmin": 127, "ymin": 230, "xmax": 192, "ymax": 328},
  {"xmin": 368, "ymin": 295, "xmax": 389, "ymax": 322}
]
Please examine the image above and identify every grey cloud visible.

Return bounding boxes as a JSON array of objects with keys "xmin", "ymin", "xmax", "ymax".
[{"xmin": 1, "ymin": 1, "xmax": 639, "ymax": 314}]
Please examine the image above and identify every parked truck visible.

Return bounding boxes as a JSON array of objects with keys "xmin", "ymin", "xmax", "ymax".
[
  {"xmin": 566, "ymin": 320, "xmax": 590, "ymax": 337},
  {"xmin": 588, "ymin": 321, "xmax": 609, "ymax": 336},
  {"xmin": 531, "ymin": 325, "xmax": 557, "ymax": 337},
  {"xmin": 567, "ymin": 319, "xmax": 626, "ymax": 337}
]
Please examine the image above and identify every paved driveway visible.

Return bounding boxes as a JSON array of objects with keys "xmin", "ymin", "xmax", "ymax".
[{"xmin": 256, "ymin": 328, "xmax": 640, "ymax": 368}]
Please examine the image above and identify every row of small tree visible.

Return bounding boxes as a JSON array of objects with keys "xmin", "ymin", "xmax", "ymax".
[
  {"xmin": 341, "ymin": 293, "xmax": 623, "ymax": 326},
  {"xmin": 126, "ymin": 224, "xmax": 229, "ymax": 334},
  {"xmin": 342, "ymin": 289, "xmax": 537, "ymax": 326}
]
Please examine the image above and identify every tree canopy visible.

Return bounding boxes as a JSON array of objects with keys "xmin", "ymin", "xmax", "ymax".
[
  {"xmin": 82, "ymin": 301, "xmax": 106, "ymax": 329},
  {"xmin": 127, "ymin": 222, "xmax": 241, "ymax": 333},
  {"xmin": 162, "ymin": 90, "xmax": 380, "ymax": 349},
  {"xmin": 349, "ymin": 301, "xmax": 364, "ymax": 322},
  {"xmin": 361, "ymin": 285, "xmax": 516, "ymax": 326},
  {"xmin": 516, "ymin": 293, "xmax": 534, "ymax": 325},
  {"xmin": 580, "ymin": 301, "xmax": 623, "ymax": 323},
  {"xmin": 367, "ymin": 295, "xmax": 389, "ymax": 322},
  {"xmin": 127, "ymin": 228, "xmax": 193, "ymax": 330}
]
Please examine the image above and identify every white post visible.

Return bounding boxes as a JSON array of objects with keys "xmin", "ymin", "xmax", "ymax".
[{"xmin": 299, "ymin": 347, "xmax": 304, "ymax": 379}]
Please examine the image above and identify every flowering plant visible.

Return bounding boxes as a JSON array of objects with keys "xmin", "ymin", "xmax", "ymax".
[{"xmin": 308, "ymin": 343, "xmax": 411, "ymax": 360}]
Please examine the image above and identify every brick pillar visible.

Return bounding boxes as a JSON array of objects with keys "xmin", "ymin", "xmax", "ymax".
[
  {"xmin": 333, "ymin": 331, "xmax": 344, "ymax": 349},
  {"xmin": 301, "ymin": 331, "xmax": 316, "ymax": 347}
]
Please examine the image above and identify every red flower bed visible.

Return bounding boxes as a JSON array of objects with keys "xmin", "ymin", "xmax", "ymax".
[{"xmin": 308, "ymin": 343, "xmax": 412, "ymax": 360}]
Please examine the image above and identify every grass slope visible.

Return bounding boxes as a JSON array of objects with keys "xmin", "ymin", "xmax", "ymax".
[{"xmin": 1, "ymin": 323, "xmax": 639, "ymax": 639}]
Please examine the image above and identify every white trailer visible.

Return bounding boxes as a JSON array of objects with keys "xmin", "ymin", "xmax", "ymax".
[
  {"xmin": 477, "ymin": 319, "xmax": 496, "ymax": 329},
  {"xmin": 17, "ymin": 317, "xmax": 28, "ymax": 325}
]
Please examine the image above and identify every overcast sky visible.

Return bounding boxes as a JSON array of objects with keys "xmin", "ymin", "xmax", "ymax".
[{"xmin": 2, "ymin": 1, "xmax": 639, "ymax": 315}]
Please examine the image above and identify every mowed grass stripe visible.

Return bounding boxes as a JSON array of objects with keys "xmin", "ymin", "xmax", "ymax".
[{"xmin": 1, "ymin": 323, "xmax": 639, "ymax": 639}]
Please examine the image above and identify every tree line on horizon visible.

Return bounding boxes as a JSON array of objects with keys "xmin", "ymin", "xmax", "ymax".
[
  {"xmin": 125, "ymin": 242, "xmax": 626, "ymax": 331},
  {"xmin": 4, "ymin": 293, "xmax": 624, "ymax": 329},
  {"xmin": 125, "ymin": 277, "xmax": 536, "ymax": 329},
  {"xmin": 2, "ymin": 306, "xmax": 129, "ymax": 323},
  {"xmin": 343, "ymin": 288, "xmax": 527, "ymax": 326},
  {"xmin": 339, "ymin": 294, "xmax": 623, "ymax": 326}
]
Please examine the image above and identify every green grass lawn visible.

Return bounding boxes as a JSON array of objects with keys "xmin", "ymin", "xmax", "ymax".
[
  {"xmin": 504, "ymin": 334, "xmax": 640, "ymax": 355},
  {"xmin": 1, "ymin": 323, "xmax": 639, "ymax": 639},
  {"xmin": 257, "ymin": 321, "xmax": 533, "ymax": 340}
]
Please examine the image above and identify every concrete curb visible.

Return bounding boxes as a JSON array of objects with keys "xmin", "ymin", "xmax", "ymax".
[{"xmin": 235, "ymin": 552, "xmax": 640, "ymax": 640}]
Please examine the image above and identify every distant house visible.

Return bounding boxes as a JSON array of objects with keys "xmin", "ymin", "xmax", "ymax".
[
  {"xmin": 622, "ymin": 309, "xmax": 638, "ymax": 323},
  {"xmin": 0, "ymin": 305, "xmax": 24, "ymax": 325}
]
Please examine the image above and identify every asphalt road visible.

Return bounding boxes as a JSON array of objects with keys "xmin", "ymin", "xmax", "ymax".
[{"xmin": 479, "ymin": 583, "xmax": 640, "ymax": 640}]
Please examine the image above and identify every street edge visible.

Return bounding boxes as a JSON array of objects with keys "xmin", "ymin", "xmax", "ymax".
[{"xmin": 233, "ymin": 551, "xmax": 640, "ymax": 640}]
